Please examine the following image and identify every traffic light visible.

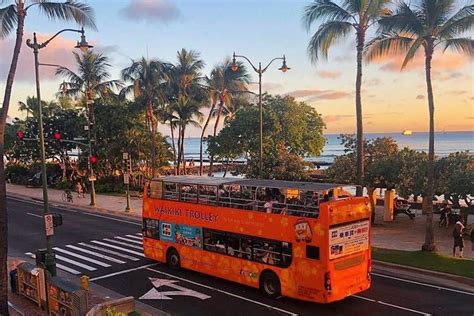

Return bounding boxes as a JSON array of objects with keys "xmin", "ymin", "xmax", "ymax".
[
  {"xmin": 52, "ymin": 213, "xmax": 62, "ymax": 227},
  {"xmin": 16, "ymin": 130, "xmax": 24, "ymax": 141},
  {"xmin": 53, "ymin": 131, "xmax": 61, "ymax": 140},
  {"xmin": 89, "ymin": 155, "xmax": 98, "ymax": 165}
]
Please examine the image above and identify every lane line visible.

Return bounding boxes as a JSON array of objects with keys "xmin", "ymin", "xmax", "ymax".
[
  {"xmin": 89, "ymin": 263, "xmax": 158, "ymax": 281},
  {"xmin": 55, "ymin": 254, "xmax": 96, "ymax": 271},
  {"xmin": 81, "ymin": 212, "xmax": 141, "ymax": 226},
  {"xmin": 53, "ymin": 247, "xmax": 111, "ymax": 267},
  {"xmin": 66, "ymin": 245, "xmax": 126, "ymax": 264},
  {"xmin": 78, "ymin": 243, "xmax": 140, "ymax": 261},
  {"xmin": 136, "ymin": 233, "xmax": 142, "ymax": 236},
  {"xmin": 115, "ymin": 236, "xmax": 143, "ymax": 245},
  {"xmin": 90, "ymin": 240, "xmax": 145, "ymax": 257},
  {"xmin": 372, "ymin": 273, "xmax": 474, "ymax": 296},
  {"xmin": 146, "ymin": 268, "xmax": 298, "ymax": 316},
  {"xmin": 26, "ymin": 212, "xmax": 42, "ymax": 218},
  {"xmin": 126, "ymin": 234, "xmax": 143, "ymax": 241},
  {"xmin": 353, "ymin": 295, "xmax": 430, "ymax": 315},
  {"xmin": 24, "ymin": 252, "xmax": 80, "ymax": 275},
  {"xmin": 103, "ymin": 238, "xmax": 143, "ymax": 250}
]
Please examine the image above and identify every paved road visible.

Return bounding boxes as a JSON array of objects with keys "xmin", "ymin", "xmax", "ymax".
[{"xmin": 8, "ymin": 197, "xmax": 474, "ymax": 315}]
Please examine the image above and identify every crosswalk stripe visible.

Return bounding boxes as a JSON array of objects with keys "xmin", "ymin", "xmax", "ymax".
[
  {"xmin": 78, "ymin": 243, "xmax": 140, "ymax": 261},
  {"xmin": 55, "ymin": 254, "xmax": 96, "ymax": 271},
  {"xmin": 90, "ymin": 240, "xmax": 145, "ymax": 257},
  {"xmin": 114, "ymin": 236, "xmax": 143, "ymax": 245},
  {"xmin": 125, "ymin": 234, "xmax": 143, "ymax": 241},
  {"xmin": 53, "ymin": 248, "xmax": 111, "ymax": 267},
  {"xmin": 103, "ymin": 238, "xmax": 143, "ymax": 250},
  {"xmin": 136, "ymin": 233, "xmax": 142, "ymax": 236},
  {"xmin": 66, "ymin": 245, "xmax": 126, "ymax": 264},
  {"xmin": 24, "ymin": 252, "xmax": 81, "ymax": 275}
]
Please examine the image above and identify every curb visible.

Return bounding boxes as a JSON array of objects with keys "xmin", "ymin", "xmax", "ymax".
[
  {"xmin": 373, "ymin": 260, "xmax": 474, "ymax": 288},
  {"xmin": 7, "ymin": 191, "xmax": 143, "ymax": 221}
]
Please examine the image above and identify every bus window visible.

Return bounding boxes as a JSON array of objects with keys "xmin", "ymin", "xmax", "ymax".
[
  {"xmin": 198, "ymin": 185, "xmax": 217, "ymax": 206},
  {"xmin": 143, "ymin": 219, "xmax": 160, "ymax": 239},
  {"xmin": 163, "ymin": 183, "xmax": 179, "ymax": 200},
  {"xmin": 181, "ymin": 184, "xmax": 198, "ymax": 203},
  {"xmin": 203, "ymin": 229, "xmax": 226, "ymax": 254},
  {"xmin": 149, "ymin": 181, "xmax": 163, "ymax": 199}
]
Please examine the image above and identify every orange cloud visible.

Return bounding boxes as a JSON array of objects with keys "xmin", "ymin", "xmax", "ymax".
[
  {"xmin": 317, "ymin": 70, "xmax": 341, "ymax": 79},
  {"xmin": 373, "ymin": 50, "xmax": 472, "ymax": 72},
  {"xmin": 0, "ymin": 33, "xmax": 79, "ymax": 83},
  {"xmin": 286, "ymin": 89, "xmax": 350, "ymax": 100},
  {"xmin": 323, "ymin": 114, "xmax": 353, "ymax": 123}
]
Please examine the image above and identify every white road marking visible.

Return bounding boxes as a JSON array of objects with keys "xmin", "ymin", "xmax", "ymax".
[
  {"xmin": 115, "ymin": 236, "xmax": 143, "ymax": 245},
  {"xmin": 26, "ymin": 212, "xmax": 42, "ymax": 218},
  {"xmin": 78, "ymin": 242, "xmax": 140, "ymax": 261},
  {"xmin": 103, "ymin": 238, "xmax": 143, "ymax": 250},
  {"xmin": 81, "ymin": 212, "xmax": 141, "ymax": 226},
  {"xmin": 146, "ymin": 268, "xmax": 298, "ymax": 316},
  {"xmin": 140, "ymin": 277, "xmax": 211, "ymax": 300},
  {"xmin": 53, "ymin": 247, "xmax": 111, "ymax": 267},
  {"xmin": 24, "ymin": 252, "xmax": 81, "ymax": 275},
  {"xmin": 372, "ymin": 272, "xmax": 474, "ymax": 296},
  {"xmin": 126, "ymin": 234, "xmax": 143, "ymax": 241},
  {"xmin": 90, "ymin": 240, "xmax": 145, "ymax": 257},
  {"xmin": 66, "ymin": 245, "xmax": 126, "ymax": 264},
  {"xmin": 353, "ymin": 295, "xmax": 431, "ymax": 315},
  {"xmin": 136, "ymin": 233, "xmax": 143, "ymax": 236},
  {"xmin": 89, "ymin": 264, "xmax": 157, "ymax": 281},
  {"xmin": 55, "ymin": 254, "xmax": 96, "ymax": 271}
]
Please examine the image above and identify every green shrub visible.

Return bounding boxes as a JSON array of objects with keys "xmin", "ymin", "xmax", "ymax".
[
  {"xmin": 5, "ymin": 164, "xmax": 32, "ymax": 185},
  {"xmin": 54, "ymin": 180, "xmax": 73, "ymax": 190}
]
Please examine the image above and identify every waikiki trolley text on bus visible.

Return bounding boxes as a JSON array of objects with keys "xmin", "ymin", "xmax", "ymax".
[{"xmin": 155, "ymin": 207, "xmax": 219, "ymax": 222}]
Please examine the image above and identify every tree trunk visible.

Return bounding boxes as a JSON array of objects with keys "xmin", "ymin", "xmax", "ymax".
[
  {"xmin": 176, "ymin": 126, "xmax": 182, "ymax": 175},
  {"xmin": 209, "ymin": 100, "xmax": 224, "ymax": 176},
  {"xmin": 422, "ymin": 43, "xmax": 437, "ymax": 252},
  {"xmin": 147, "ymin": 100, "xmax": 157, "ymax": 178},
  {"xmin": 223, "ymin": 158, "xmax": 230, "ymax": 177},
  {"xmin": 0, "ymin": 3, "xmax": 25, "ymax": 314},
  {"xmin": 200, "ymin": 100, "xmax": 217, "ymax": 176},
  {"xmin": 169, "ymin": 124, "xmax": 177, "ymax": 175},
  {"xmin": 355, "ymin": 30, "xmax": 365, "ymax": 197},
  {"xmin": 368, "ymin": 187, "xmax": 376, "ymax": 224}
]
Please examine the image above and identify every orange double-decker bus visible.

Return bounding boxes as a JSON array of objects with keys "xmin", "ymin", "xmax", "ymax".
[{"xmin": 142, "ymin": 176, "xmax": 371, "ymax": 303}]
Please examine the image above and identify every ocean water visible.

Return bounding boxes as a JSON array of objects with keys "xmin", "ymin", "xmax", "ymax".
[{"xmin": 175, "ymin": 131, "xmax": 474, "ymax": 163}]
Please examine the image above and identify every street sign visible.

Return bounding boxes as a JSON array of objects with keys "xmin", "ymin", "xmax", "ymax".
[
  {"xmin": 123, "ymin": 152, "xmax": 129, "ymax": 160},
  {"xmin": 44, "ymin": 214, "xmax": 54, "ymax": 236},
  {"xmin": 73, "ymin": 137, "xmax": 87, "ymax": 141},
  {"xmin": 123, "ymin": 172, "xmax": 129, "ymax": 185},
  {"xmin": 139, "ymin": 278, "xmax": 211, "ymax": 300},
  {"xmin": 88, "ymin": 175, "xmax": 96, "ymax": 182}
]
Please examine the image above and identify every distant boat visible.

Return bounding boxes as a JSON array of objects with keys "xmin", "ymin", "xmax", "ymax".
[{"xmin": 402, "ymin": 130, "xmax": 412, "ymax": 136}]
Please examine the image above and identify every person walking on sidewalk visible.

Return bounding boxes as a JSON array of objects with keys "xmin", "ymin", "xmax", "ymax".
[
  {"xmin": 471, "ymin": 228, "xmax": 474, "ymax": 253},
  {"xmin": 452, "ymin": 220, "xmax": 465, "ymax": 258}
]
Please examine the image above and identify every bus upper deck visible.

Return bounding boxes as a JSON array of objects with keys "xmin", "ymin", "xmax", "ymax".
[{"xmin": 147, "ymin": 176, "xmax": 355, "ymax": 218}]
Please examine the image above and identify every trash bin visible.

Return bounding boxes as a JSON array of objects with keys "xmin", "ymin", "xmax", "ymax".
[{"xmin": 10, "ymin": 269, "xmax": 18, "ymax": 293}]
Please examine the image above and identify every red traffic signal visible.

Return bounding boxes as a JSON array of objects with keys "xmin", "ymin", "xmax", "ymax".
[
  {"xmin": 16, "ymin": 130, "xmax": 24, "ymax": 141},
  {"xmin": 53, "ymin": 131, "xmax": 61, "ymax": 140},
  {"xmin": 89, "ymin": 155, "xmax": 98, "ymax": 164}
]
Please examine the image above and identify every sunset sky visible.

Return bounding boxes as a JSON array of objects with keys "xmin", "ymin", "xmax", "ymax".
[{"xmin": 1, "ymin": 0, "xmax": 473, "ymax": 136}]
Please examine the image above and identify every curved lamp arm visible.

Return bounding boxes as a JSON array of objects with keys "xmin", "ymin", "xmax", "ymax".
[
  {"xmin": 261, "ymin": 56, "xmax": 284, "ymax": 73},
  {"xmin": 26, "ymin": 28, "xmax": 84, "ymax": 50},
  {"xmin": 233, "ymin": 52, "xmax": 259, "ymax": 73}
]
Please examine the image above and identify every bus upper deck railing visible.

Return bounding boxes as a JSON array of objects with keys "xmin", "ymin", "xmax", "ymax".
[{"xmin": 157, "ymin": 188, "xmax": 320, "ymax": 218}]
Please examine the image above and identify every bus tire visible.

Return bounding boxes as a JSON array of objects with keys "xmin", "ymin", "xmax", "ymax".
[
  {"xmin": 260, "ymin": 271, "xmax": 281, "ymax": 299},
  {"xmin": 166, "ymin": 248, "xmax": 180, "ymax": 269}
]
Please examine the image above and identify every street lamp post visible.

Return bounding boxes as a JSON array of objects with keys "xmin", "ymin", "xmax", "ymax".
[
  {"xmin": 231, "ymin": 53, "xmax": 290, "ymax": 179},
  {"xmin": 86, "ymin": 92, "xmax": 96, "ymax": 206},
  {"xmin": 26, "ymin": 28, "xmax": 93, "ymax": 276}
]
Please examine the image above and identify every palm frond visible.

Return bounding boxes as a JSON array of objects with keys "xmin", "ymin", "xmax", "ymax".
[
  {"xmin": 401, "ymin": 37, "xmax": 424, "ymax": 69},
  {"xmin": 303, "ymin": 0, "xmax": 353, "ymax": 31},
  {"xmin": 438, "ymin": 5, "xmax": 474, "ymax": 39},
  {"xmin": 378, "ymin": 1, "xmax": 423, "ymax": 36},
  {"xmin": 442, "ymin": 37, "xmax": 474, "ymax": 56},
  {"xmin": 0, "ymin": 4, "xmax": 17, "ymax": 39},
  {"xmin": 365, "ymin": 33, "xmax": 415, "ymax": 64},
  {"xmin": 307, "ymin": 21, "xmax": 353, "ymax": 62},
  {"xmin": 32, "ymin": 0, "xmax": 97, "ymax": 30},
  {"xmin": 55, "ymin": 66, "xmax": 83, "ymax": 86}
]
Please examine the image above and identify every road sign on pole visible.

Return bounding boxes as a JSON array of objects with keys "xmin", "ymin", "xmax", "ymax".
[
  {"xmin": 123, "ymin": 172, "xmax": 130, "ymax": 185},
  {"xmin": 44, "ymin": 214, "xmax": 54, "ymax": 236}
]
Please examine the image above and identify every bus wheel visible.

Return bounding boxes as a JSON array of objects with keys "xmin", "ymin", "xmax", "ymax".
[
  {"xmin": 260, "ymin": 271, "xmax": 281, "ymax": 298},
  {"xmin": 166, "ymin": 248, "xmax": 180, "ymax": 269}
]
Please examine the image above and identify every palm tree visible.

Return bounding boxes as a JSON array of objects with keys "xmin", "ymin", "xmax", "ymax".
[
  {"xmin": 18, "ymin": 96, "xmax": 38, "ymax": 119},
  {"xmin": 366, "ymin": 0, "xmax": 474, "ymax": 251},
  {"xmin": 157, "ymin": 105, "xmax": 178, "ymax": 170},
  {"xmin": 56, "ymin": 51, "xmax": 121, "ymax": 121},
  {"xmin": 168, "ymin": 49, "xmax": 205, "ymax": 173},
  {"xmin": 303, "ymin": 0, "xmax": 391, "ymax": 195},
  {"xmin": 202, "ymin": 59, "xmax": 249, "ymax": 175},
  {"xmin": 121, "ymin": 58, "xmax": 168, "ymax": 178},
  {"xmin": 172, "ymin": 96, "xmax": 204, "ymax": 174},
  {"xmin": 0, "ymin": 1, "xmax": 95, "ymax": 313}
]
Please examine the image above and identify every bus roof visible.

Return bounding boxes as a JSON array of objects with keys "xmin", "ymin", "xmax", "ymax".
[{"xmin": 154, "ymin": 176, "xmax": 344, "ymax": 192}]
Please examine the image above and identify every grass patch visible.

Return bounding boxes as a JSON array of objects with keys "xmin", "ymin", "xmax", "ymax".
[{"xmin": 372, "ymin": 247, "xmax": 474, "ymax": 279}]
